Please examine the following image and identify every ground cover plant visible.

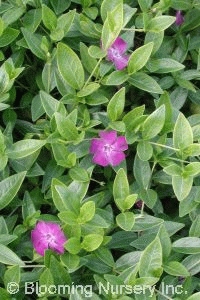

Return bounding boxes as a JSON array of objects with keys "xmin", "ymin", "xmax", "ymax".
[{"xmin": 1, "ymin": 0, "xmax": 200, "ymax": 299}]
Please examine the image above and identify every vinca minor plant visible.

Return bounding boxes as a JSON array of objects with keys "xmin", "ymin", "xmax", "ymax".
[{"xmin": 1, "ymin": 0, "xmax": 200, "ymax": 299}]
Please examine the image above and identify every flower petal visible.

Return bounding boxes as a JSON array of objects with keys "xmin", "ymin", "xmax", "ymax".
[
  {"xmin": 111, "ymin": 37, "xmax": 128, "ymax": 54},
  {"xmin": 113, "ymin": 55, "xmax": 129, "ymax": 70},
  {"xmin": 175, "ymin": 10, "xmax": 184, "ymax": 26},
  {"xmin": 99, "ymin": 131, "xmax": 117, "ymax": 144},
  {"xmin": 107, "ymin": 151, "xmax": 126, "ymax": 166},
  {"xmin": 90, "ymin": 139, "xmax": 104, "ymax": 154},
  {"xmin": 92, "ymin": 152, "xmax": 109, "ymax": 167},
  {"xmin": 51, "ymin": 243, "xmax": 65, "ymax": 254},
  {"xmin": 113, "ymin": 136, "xmax": 128, "ymax": 151}
]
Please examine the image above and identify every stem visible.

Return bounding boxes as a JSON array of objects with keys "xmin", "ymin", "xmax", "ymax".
[
  {"xmin": 168, "ymin": 156, "xmax": 191, "ymax": 164},
  {"xmin": 21, "ymin": 265, "xmax": 45, "ymax": 268},
  {"xmin": 83, "ymin": 57, "xmax": 103, "ymax": 88},
  {"xmin": 150, "ymin": 142, "xmax": 179, "ymax": 152},
  {"xmin": 123, "ymin": 27, "xmax": 145, "ymax": 32}
]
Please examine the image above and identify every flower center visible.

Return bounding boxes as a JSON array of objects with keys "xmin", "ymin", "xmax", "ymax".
[
  {"xmin": 111, "ymin": 48, "xmax": 121, "ymax": 58},
  {"xmin": 103, "ymin": 144, "xmax": 114, "ymax": 154},
  {"xmin": 45, "ymin": 233, "xmax": 55, "ymax": 244}
]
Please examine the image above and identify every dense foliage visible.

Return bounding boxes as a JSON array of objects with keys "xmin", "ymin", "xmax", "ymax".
[{"xmin": 1, "ymin": 0, "xmax": 200, "ymax": 299}]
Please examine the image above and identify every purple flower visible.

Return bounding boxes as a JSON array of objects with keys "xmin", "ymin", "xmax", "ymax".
[
  {"xmin": 175, "ymin": 10, "xmax": 184, "ymax": 26},
  {"xmin": 107, "ymin": 37, "xmax": 129, "ymax": 70},
  {"xmin": 90, "ymin": 130, "xmax": 128, "ymax": 167},
  {"xmin": 31, "ymin": 221, "xmax": 67, "ymax": 256}
]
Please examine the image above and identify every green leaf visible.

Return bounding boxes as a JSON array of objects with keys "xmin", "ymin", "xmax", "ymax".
[
  {"xmin": 50, "ymin": 0, "xmax": 71, "ymax": 14},
  {"xmin": 172, "ymin": 237, "xmax": 200, "ymax": 254},
  {"xmin": 139, "ymin": 236, "xmax": 163, "ymax": 279},
  {"xmin": 116, "ymin": 212, "xmax": 135, "ymax": 231},
  {"xmin": 61, "ymin": 253, "xmax": 80, "ymax": 272},
  {"xmin": 163, "ymin": 261, "xmax": 190, "ymax": 277},
  {"xmin": 139, "ymin": 189, "xmax": 157, "ymax": 209},
  {"xmin": 101, "ymin": 0, "xmax": 121, "ymax": 22},
  {"xmin": 103, "ymin": 70, "xmax": 129, "ymax": 85},
  {"xmin": 101, "ymin": 1, "xmax": 123, "ymax": 50},
  {"xmin": 77, "ymin": 83, "xmax": 100, "ymax": 97},
  {"xmin": 21, "ymin": 27, "xmax": 47, "ymax": 60},
  {"xmin": 183, "ymin": 144, "xmax": 200, "ymax": 157},
  {"xmin": 39, "ymin": 269, "xmax": 54, "ymax": 292},
  {"xmin": 107, "ymin": 87, "xmax": 125, "ymax": 121},
  {"xmin": 128, "ymin": 42, "xmax": 154, "ymax": 75},
  {"xmin": 54, "ymin": 112, "xmax": 79, "ymax": 141},
  {"xmin": 51, "ymin": 178, "xmax": 80, "ymax": 213},
  {"xmin": 0, "ymin": 27, "xmax": 19, "ymax": 47},
  {"xmin": 40, "ymin": 90, "xmax": 65, "ymax": 118},
  {"xmin": 138, "ymin": 0, "xmax": 153, "ymax": 11},
  {"xmin": 184, "ymin": 162, "xmax": 200, "ymax": 177},
  {"xmin": 163, "ymin": 164, "xmax": 182, "ymax": 176},
  {"xmin": 81, "ymin": 234, "xmax": 103, "ymax": 252},
  {"xmin": 113, "ymin": 168, "xmax": 129, "ymax": 210},
  {"xmin": 182, "ymin": 253, "xmax": 200, "ymax": 276},
  {"xmin": 0, "ymin": 172, "xmax": 26, "ymax": 210},
  {"xmin": 137, "ymin": 140, "xmax": 153, "ymax": 161},
  {"xmin": 0, "ymin": 244, "xmax": 25, "ymax": 266},
  {"xmin": 147, "ymin": 16, "xmax": 176, "ymax": 32},
  {"xmin": 69, "ymin": 167, "xmax": 89, "ymax": 182},
  {"xmin": 78, "ymin": 201, "xmax": 95, "ymax": 224},
  {"xmin": 65, "ymin": 237, "xmax": 81, "ymax": 254},
  {"xmin": 57, "ymin": 42, "xmax": 84, "ymax": 90},
  {"xmin": 4, "ymin": 265, "xmax": 20, "ymax": 289},
  {"xmin": 142, "ymin": 105, "xmax": 165, "ymax": 139},
  {"xmin": 129, "ymin": 72, "xmax": 163, "ymax": 94},
  {"xmin": 172, "ymin": 175, "xmax": 193, "ymax": 201},
  {"xmin": 189, "ymin": 216, "xmax": 200, "ymax": 238},
  {"xmin": 133, "ymin": 154, "xmax": 151, "ymax": 190},
  {"xmin": 147, "ymin": 58, "xmax": 185, "ymax": 73},
  {"xmin": 42, "ymin": 4, "xmax": 57, "ymax": 31},
  {"xmin": 7, "ymin": 139, "xmax": 46, "ymax": 159},
  {"xmin": 187, "ymin": 293, "xmax": 200, "ymax": 300},
  {"xmin": 173, "ymin": 113, "xmax": 193, "ymax": 150}
]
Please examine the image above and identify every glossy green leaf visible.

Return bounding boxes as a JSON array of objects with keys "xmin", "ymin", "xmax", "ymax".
[
  {"xmin": 137, "ymin": 141, "xmax": 153, "ymax": 161},
  {"xmin": 54, "ymin": 112, "xmax": 79, "ymax": 141},
  {"xmin": 128, "ymin": 42, "xmax": 154, "ymax": 75},
  {"xmin": 116, "ymin": 212, "xmax": 135, "ymax": 231},
  {"xmin": 7, "ymin": 139, "xmax": 46, "ymax": 159},
  {"xmin": 163, "ymin": 261, "xmax": 190, "ymax": 277},
  {"xmin": 129, "ymin": 72, "xmax": 163, "ymax": 94},
  {"xmin": 173, "ymin": 113, "xmax": 193, "ymax": 150},
  {"xmin": 107, "ymin": 87, "xmax": 125, "ymax": 121},
  {"xmin": 0, "ymin": 27, "xmax": 19, "ymax": 47},
  {"xmin": 81, "ymin": 234, "xmax": 103, "ymax": 252},
  {"xmin": 134, "ymin": 154, "xmax": 151, "ymax": 190},
  {"xmin": 42, "ymin": 4, "xmax": 57, "ymax": 31},
  {"xmin": 21, "ymin": 27, "xmax": 47, "ymax": 60},
  {"xmin": 147, "ymin": 58, "xmax": 185, "ymax": 73},
  {"xmin": 0, "ymin": 172, "xmax": 26, "ymax": 210},
  {"xmin": 0, "ymin": 244, "xmax": 25, "ymax": 266},
  {"xmin": 147, "ymin": 16, "xmax": 176, "ymax": 32},
  {"xmin": 172, "ymin": 174, "xmax": 193, "ymax": 201},
  {"xmin": 101, "ymin": 1, "xmax": 123, "ymax": 50},
  {"xmin": 65, "ymin": 237, "xmax": 81, "ymax": 254},
  {"xmin": 139, "ymin": 236, "xmax": 163, "ymax": 279},
  {"xmin": 173, "ymin": 237, "xmax": 200, "ymax": 254},
  {"xmin": 78, "ymin": 201, "xmax": 95, "ymax": 224},
  {"xmin": 142, "ymin": 105, "xmax": 165, "ymax": 139},
  {"xmin": 57, "ymin": 42, "xmax": 84, "ymax": 90},
  {"xmin": 113, "ymin": 168, "xmax": 129, "ymax": 210}
]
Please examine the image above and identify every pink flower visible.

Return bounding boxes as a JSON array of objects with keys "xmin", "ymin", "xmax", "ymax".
[
  {"xmin": 175, "ymin": 10, "xmax": 184, "ymax": 26},
  {"xmin": 31, "ymin": 221, "xmax": 67, "ymax": 256},
  {"xmin": 107, "ymin": 37, "xmax": 129, "ymax": 70},
  {"xmin": 90, "ymin": 131, "xmax": 128, "ymax": 167}
]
